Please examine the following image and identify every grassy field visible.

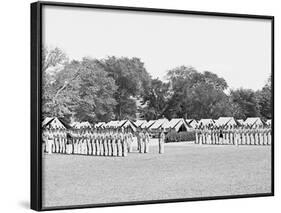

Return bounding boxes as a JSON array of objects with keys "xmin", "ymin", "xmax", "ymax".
[{"xmin": 42, "ymin": 141, "xmax": 272, "ymax": 208}]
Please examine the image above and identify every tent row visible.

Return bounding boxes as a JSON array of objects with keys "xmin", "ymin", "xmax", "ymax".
[
  {"xmin": 197, "ymin": 117, "xmax": 271, "ymax": 127},
  {"xmin": 42, "ymin": 116, "xmax": 272, "ymax": 131},
  {"xmin": 134, "ymin": 117, "xmax": 271, "ymax": 130}
]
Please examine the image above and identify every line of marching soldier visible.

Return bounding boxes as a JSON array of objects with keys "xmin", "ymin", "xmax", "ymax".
[
  {"xmin": 194, "ymin": 125, "xmax": 272, "ymax": 146},
  {"xmin": 42, "ymin": 127, "xmax": 135, "ymax": 157}
]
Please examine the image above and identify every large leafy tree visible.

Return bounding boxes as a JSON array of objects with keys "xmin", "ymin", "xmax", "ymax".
[
  {"xmin": 164, "ymin": 66, "xmax": 231, "ymax": 119},
  {"xmin": 99, "ymin": 56, "xmax": 151, "ymax": 120},
  {"xmin": 230, "ymin": 88, "xmax": 260, "ymax": 119},
  {"xmin": 140, "ymin": 78, "xmax": 170, "ymax": 120},
  {"xmin": 256, "ymin": 76, "xmax": 272, "ymax": 119},
  {"xmin": 42, "ymin": 47, "xmax": 68, "ymax": 119},
  {"xmin": 42, "ymin": 55, "xmax": 117, "ymax": 123}
]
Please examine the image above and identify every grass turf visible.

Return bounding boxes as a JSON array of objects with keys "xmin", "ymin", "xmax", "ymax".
[{"xmin": 42, "ymin": 141, "xmax": 271, "ymax": 207}]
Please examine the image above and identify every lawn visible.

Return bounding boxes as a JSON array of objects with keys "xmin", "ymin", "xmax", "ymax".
[{"xmin": 42, "ymin": 141, "xmax": 272, "ymax": 208}]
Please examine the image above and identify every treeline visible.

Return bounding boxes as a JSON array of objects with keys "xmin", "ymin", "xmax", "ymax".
[{"xmin": 42, "ymin": 47, "xmax": 272, "ymax": 123}]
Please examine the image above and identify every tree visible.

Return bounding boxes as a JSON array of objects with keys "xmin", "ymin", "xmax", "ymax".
[
  {"xmin": 42, "ymin": 47, "xmax": 68, "ymax": 73},
  {"xmin": 99, "ymin": 56, "xmax": 151, "ymax": 120},
  {"xmin": 164, "ymin": 66, "xmax": 230, "ymax": 119},
  {"xmin": 140, "ymin": 78, "xmax": 170, "ymax": 120},
  {"xmin": 230, "ymin": 88, "xmax": 260, "ymax": 119},
  {"xmin": 42, "ymin": 47, "xmax": 68, "ymax": 119},
  {"xmin": 256, "ymin": 76, "xmax": 272, "ymax": 119},
  {"xmin": 42, "ymin": 56, "xmax": 118, "ymax": 123}
]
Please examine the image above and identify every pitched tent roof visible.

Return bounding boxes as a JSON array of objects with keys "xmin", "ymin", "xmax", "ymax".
[
  {"xmin": 149, "ymin": 118, "xmax": 169, "ymax": 130},
  {"xmin": 72, "ymin": 121, "xmax": 92, "ymax": 129},
  {"xmin": 134, "ymin": 120, "xmax": 147, "ymax": 127},
  {"xmin": 142, "ymin": 120, "xmax": 156, "ymax": 129},
  {"xmin": 118, "ymin": 120, "xmax": 137, "ymax": 132},
  {"xmin": 42, "ymin": 117, "xmax": 53, "ymax": 126},
  {"xmin": 215, "ymin": 117, "xmax": 237, "ymax": 127},
  {"xmin": 186, "ymin": 119, "xmax": 198, "ymax": 128},
  {"xmin": 103, "ymin": 120, "xmax": 137, "ymax": 131},
  {"xmin": 244, "ymin": 117, "xmax": 264, "ymax": 126},
  {"xmin": 198, "ymin": 119, "xmax": 215, "ymax": 127},
  {"xmin": 162, "ymin": 118, "xmax": 190, "ymax": 132},
  {"xmin": 139, "ymin": 120, "xmax": 148, "ymax": 128},
  {"xmin": 42, "ymin": 117, "xmax": 67, "ymax": 129},
  {"xmin": 105, "ymin": 120, "xmax": 120, "ymax": 128},
  {"xmin": 237, "ymin": 119, "xmax": 244, "ymax": 126},
  {"xmin": 94, "ymin": 122, "xmax": 106, "ymax": 128}
]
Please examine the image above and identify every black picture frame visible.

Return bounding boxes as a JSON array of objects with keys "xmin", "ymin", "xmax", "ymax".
[{"xmin": 31, "ymin": 1, "xmax": 274, "ymax": 211}]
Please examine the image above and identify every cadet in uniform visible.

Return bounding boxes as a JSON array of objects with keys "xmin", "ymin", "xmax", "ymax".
[
  {"xmin": 65, "ymin": 129, "xmax": 71, "ymax": 154},
  {"xmin": 121, "ymin": 129, "xmax": 127, "ymax": 157},
  {"xmin": 219, "ymin": 127, "xmax": 223, "ymax": 144},
  {"xmin": 85, "ymin": 128, "xmax": 90, "ymax": 155},
  {"xmin": 117, "ymin": 129, "xmax": 122, "ymax": 157},
  {"xmin": 111, "ymin": 128, "xmax": 117, "ymax": 156},
  {"xmin": 105, "ymin": 128, "xmax": 111, "ymax": 156},
  {"xmin": 245, "ymin": 127, "xmax": 250, "ymax": 145},
  {"xmin": 63, "ymin": 128, "xmax": 67, "ymax": 153},
  {"xmin": 55, "ymin": 128, "xmax": 59, "ymax": 153},
  {"xmin": 207, "ymin": 127, "xmax": 211, "ymax": 144},
  {"xmin": 58, "ymin": 128, "xmax": 63, "ymax": 153},
  {"xmin": 47, "ymin": 128, "xmax": 54, "ymax": 154},
  {"xmin": 250, "ymin": 127, "xmax": 255, "ymax": 145},
  {"xmin": 267, "ymin": 125, "xmax": 271, "ymax": 145},
  {"xmin": 137, "ymin": 128, "xmax": 141, "ymax": 151},
  {"xmin": 92, "ymin": 128, "xmax": 97, "ymax": 155},
  {"xmin": 259, "ymin": 126, "xmax": 264, "ymax": 145},
  {"xmin": 202, "ymin": 127, "xmax": 206, "ymax": 144},
  {"xmin": 144, "ymin": 129, "xmax": 150, "ymax": 153},
  {"xmin": 159, "ymin": 128, "xmax": 165, "ymax": 154},
  {"xmin": 263, "ymin": 127, "xmax": 267, "ymax": 145},
  {"xmin": 229, "ymin": 126, "xmax": 233, "ymax": 145},
  {"xmin": 139, "ymin": 129, "xmax": 145, "ymax": 153},
  {"xmin": 195, "ymin": 127, "xmax": 199, "ymax": 144},
  {"xmin": 42, "ymin": 128, "xmax": 48, "ymax": 153},
  {"xmin": 215, "ymin": 127, "xmax": 219, "ymax": 144},
  {"xmin": 80, "ymin": 129, "xmax": 85, "ymax": 155},
  {"xmin": 127, "ymin": 128, "xmax": 133, "ymax": 153},
  {"xmin": 199, "ymin": 127, "xmax": 203, "ymax": 145},
  {"xmin": 254, "ymin": 127, "xmax": 259, "ymax": 145},
  {"xmin": 96, "ymin": 129, "xmax": 101, "ymax": 156}
]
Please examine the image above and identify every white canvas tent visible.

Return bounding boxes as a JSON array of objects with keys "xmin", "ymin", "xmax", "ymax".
[
  {"xmin": 149, "ymin": 118, "xmax": 169, "ymax": 130},
  {"xmin": 94, "ymin": 122, "xmax": 106, "ymax": 128},
  {"xmin": 134, "ymin": 120, "xmax": 147, "ymax": 128},
  {"xmin": 103, "ymin": 120, "xmax": 137, "ymax": 131},
  {"xmin": 237, "ymin": 119, "xmax": 245, "ymax": 126},
  {"xmin": 105, "ymin": 120, "xmax": 120, "ymax": 128},
  {"xmin": 186, "ymin": 119, "xmax": 198, "ymax": 128},
  {"xmin": 42, "ymin": 117, "xmax": 67, "ymax": 129},
  {"xmin": 141, "ymin": 120, "xmax": 156, "ymax": 129},
  {"xmin": 118, "ymin": 120, "xmax": 137, "ymax": 132},
  {"xmin": 198, "ymin": 119, "xmax": 215, "ymax": 127},
  {"xmin": 244, "ymin": 117, "xmax": 264, "ymax": 127},
  {"xmin": 162, "ymin": 118, "xmax": 190, "ymax": 132},
  {"xmin": 215, "ymin": 117, "xmax": 237, "ymax": 127},
  {"xmin": 266, "ymin": 119, "xmax": 271, "ymax": 126},
  {"xmin": 72, "ymin": 121, "xmax": 92, "ymax": 129}
]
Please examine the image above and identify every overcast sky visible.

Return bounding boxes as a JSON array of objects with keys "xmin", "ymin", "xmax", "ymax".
[{"xmin": 42, "ymin": 5, "xmax": 272, "ymax": 91}]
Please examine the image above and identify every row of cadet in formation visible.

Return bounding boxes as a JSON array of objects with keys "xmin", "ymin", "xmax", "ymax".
[
  {"xmin": 42, "ymin": 128, "xmax": 166, "ymax": 156},
  {"xmin": 194, "ymin": 125, "xmax": 272, "ymax": 146}
]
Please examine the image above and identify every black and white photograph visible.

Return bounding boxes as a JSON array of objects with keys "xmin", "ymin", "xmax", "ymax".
[{"xmin": 31, "ymin": 2, "xmax": 273, "ymax": 210}]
